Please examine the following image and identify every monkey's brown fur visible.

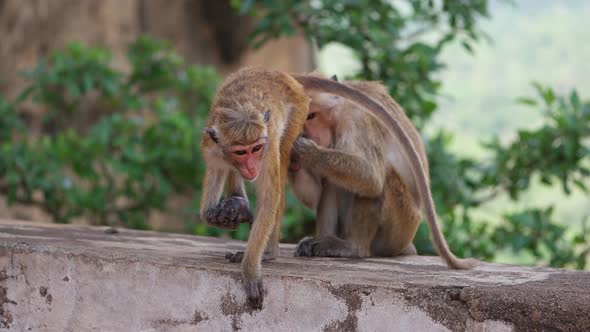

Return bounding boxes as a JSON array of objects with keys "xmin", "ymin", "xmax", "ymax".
[
  {"xmin": 201, "ymin": 68, "xmax": 477, "ymax": 309},
  {"xmin": 291, "ymin": 75, "xmax": 478, "ymax": 270},
  {"xmin": 201, "ymin": 68, "xmax": 309, "ymax": 308},
  {"xmin": 290, "ymin": 80, "xmax": 427, "ymax": 257}
]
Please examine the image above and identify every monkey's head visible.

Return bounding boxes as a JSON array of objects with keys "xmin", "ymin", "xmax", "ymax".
[
  {"xmin": 304, "ymin": 92, "xmax": 341, "ymax": 147},
  {"xmin": 204, "ymin": 107, "xmax": 270, "ymax": 180}
]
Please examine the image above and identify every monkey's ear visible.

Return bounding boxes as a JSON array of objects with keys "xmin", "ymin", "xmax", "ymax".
[
  {"xmin": 330, "ymin": 74, "xmax": 338, "ymax": 82},
  {"xmin": 204, "ymin": 127, "xmax": 219, "ymax": 144},
  {"xmin": 263, "ymin": 110, "xmax": 270, "ymax": 123}
]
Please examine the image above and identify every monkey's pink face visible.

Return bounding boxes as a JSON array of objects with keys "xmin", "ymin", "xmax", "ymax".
[
  {"xmin": 227, "ymin": 138, "xmax": 268, "ymax": 180},
  {"xmin": 303, "ymin": 106, "xmax": 333, "ymax": 148}
]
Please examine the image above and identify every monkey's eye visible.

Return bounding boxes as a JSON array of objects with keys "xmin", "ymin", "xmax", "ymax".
[
  {"xmin": 252, "ymin": 144, "xmax": 263, "ymax": 153},
  {"xmin": 233, "ymin": 150, "xmax": 247, "ymax": 156},
  {"xmin": 307, "ymin": 112, "xmax": 317, "ymax": 120}
]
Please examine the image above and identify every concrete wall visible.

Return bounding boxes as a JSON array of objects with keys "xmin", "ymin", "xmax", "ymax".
[{"xmin": 1, "ymin": 220, "xmax": 588, "ymax": 331}]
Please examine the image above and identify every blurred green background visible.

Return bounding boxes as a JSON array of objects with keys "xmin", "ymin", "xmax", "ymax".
[{"xmin": 0, "ymin": 0, "xmax": 588, "ymax": 269}]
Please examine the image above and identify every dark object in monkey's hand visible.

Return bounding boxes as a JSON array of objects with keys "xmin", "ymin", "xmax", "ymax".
[{"xmin": 204, "ymin": 195, "xmax": 253, "ymax": 229}]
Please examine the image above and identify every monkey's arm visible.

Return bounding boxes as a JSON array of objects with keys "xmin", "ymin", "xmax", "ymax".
[
  {"xmin": 200, "ymin": 167, "xmax": 227, "ymax": 217},
  {"xmin": 293, "ymin": 137, "xmax": 384, "ymax": 197},
  {"xmin": 226, "ymin": 170, "xmax": 248, "ymax": 200},
  {"xmin": 201, "ymin": 167, "xmax": 252, "ymax": 229},
  {"xmin": 240, "ymin": 143, "xmax": 283, "ymax": 309}
]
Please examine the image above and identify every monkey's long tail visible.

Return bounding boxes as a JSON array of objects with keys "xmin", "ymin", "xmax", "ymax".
[{"xmin": 294, "ymin": 75, "xmax": 478, "ymax": 270}]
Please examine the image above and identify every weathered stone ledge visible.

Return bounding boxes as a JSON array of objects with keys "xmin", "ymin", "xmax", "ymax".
[{"xmin": 0, "ymin": 220, "xmax": 588, "ymax": 331}]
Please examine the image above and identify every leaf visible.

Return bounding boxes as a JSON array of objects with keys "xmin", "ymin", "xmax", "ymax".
[
  {"xmin": 461, "ymin": 41, "xmax": 474, "ymax": 54},
  {"xmin": 573, "ymin": 179, "xmax": 588, "ymax": 192},
  {"xmin": 570, "ymin": 90, "xmax": 581, "ymax": 110},
  {"xmin": 15, "ymin": 86, "xmax": 35, "ymax": 103},
  {"xmin": 239, "ymin": 0, "xmax": 254, "ymax": 15},
  {"xmin": 515, "ymin": 97, "xmax": 537, "ymax": 106}
]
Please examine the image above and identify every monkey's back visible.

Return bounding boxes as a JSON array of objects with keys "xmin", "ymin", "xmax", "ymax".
[{"xmin": 335, "ymin": 81, "xmax": 428, "ymax": 207}]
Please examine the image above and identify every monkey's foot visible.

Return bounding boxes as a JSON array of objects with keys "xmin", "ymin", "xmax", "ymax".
[
  {"xmin": 294, "ymin": 236, "xmax": 316, "ymax": 257},
  {"xmin": 399, "ymin": 243, "xmax": 417, "ymax": 256},
  {"xmin": 204, "ymin": 196, "xmax": 253, "ymax": 229},
  {"xmin": 243, "ymin": 278, "xmax": 264, "ymax": 310},
  {"xmin": 225, "ymin": 251, "xmax": 276, "ymax": 263},
  {"xmin": 294, "ymin": 236, "xmax": 357, "ymax": 257}
]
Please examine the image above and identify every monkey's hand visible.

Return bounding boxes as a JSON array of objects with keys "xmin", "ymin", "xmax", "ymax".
[
  {"xmin": 243, "ymin": 278, "xmax": 264, "ymax": 310},
  {"xmin": 291, "ymin": 136, "xmax": 319, "ymax": 167},
  {"xmin": 204, "ymin": 195, "xmax": 253, "ymax": 229},
  {"xmin": 225, "ymin": 251, "xmax": 276, "ymax": 263}
]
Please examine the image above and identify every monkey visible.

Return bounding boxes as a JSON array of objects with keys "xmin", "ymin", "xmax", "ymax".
[
  {"xmin": 200, "ymin": 67, "xmax": 310, "ymax": 309},
  {"xmin": 288, "ymin": 78, "xmax": 424, "ymax": 258},
  {"xmin": 200, "ymin": 68, "xmax": 477, "ymax": 309},
  {"xmin": 291, "ymin": 74, "xmax": 478, "ymax": 270}
]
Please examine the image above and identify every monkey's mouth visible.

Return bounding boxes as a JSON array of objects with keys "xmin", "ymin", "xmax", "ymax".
[
  {"xmin": 242, "ymin": 173, "xmax": 258, "ymax": 181},
  {"xmin": 289, "ymin": 160, "xmax": 301, "ymax": 172},
  {"xmin": 240, "ymin": 168, "xmax": 260, "ymax": 181}
]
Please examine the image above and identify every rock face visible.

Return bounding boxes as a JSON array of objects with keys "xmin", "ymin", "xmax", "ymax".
[
  {"xmin": 0, "ymin": 220, "xmax": 589, "ymax": 331},
  {"xmin": 0, "ymin": 0, "xmax": 314, "ymax": 100}
]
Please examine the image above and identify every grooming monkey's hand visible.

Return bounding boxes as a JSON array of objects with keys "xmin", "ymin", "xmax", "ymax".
[
  {"xmin": 291, "ymin": 136, "xmax": 318, "ymax": 166},
  {"xmin": 204, "ymin": 195, "xmax": 253, "ymax": 229}
]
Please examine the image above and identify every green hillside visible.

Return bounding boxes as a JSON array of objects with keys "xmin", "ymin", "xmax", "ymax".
[{"xmin": 432, "ymin": 0, "xmax": 590, "ymax": 229}]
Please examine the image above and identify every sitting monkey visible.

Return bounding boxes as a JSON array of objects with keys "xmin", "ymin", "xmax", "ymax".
[{"xmin": 289, "ymin": 78, "xmax": 427, "ymax": 258}]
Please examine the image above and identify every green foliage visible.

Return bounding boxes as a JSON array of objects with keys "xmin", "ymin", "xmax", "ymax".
[
  {"xmin": 497, "ymin": 208, "xmax": 588, "ymax": 270},
  {"xmin": 484, "ymin": 85, "xmax": 590, "ymax": 198},
  {"xmin": 421, "ymin": 84, "xmax": 590, "ymax": 269},
  {"xmin": 0, "ymin": 37, "xmax": 219, "ymax": 228}
]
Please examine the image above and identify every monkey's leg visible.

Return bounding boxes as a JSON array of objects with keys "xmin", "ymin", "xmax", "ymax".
[
  {"xmin": 297, "ymin": 197, "xmax": 381, "ymax": 258},
  {"xmin": 371, "ymin": 169, "xmax": 421, "ymax": 257},
  {"xmin": 295, "ymin": 181, "xmax": 339, "ymax": 257},
  {"xmin": 398, "ymin": 244, "xmax": 417, "ymax": 256},
  {"xmin": 288, "ymin": 168, "xmax": 322, "ymax": 211},
  {"xmin": 316, "ymin": 180, "xmax": 340, "ymax": 238}
]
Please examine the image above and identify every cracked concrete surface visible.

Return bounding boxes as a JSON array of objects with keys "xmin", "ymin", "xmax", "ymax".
[{"xmin": 0, "ymin": 220, "xmax": 588, "ymax": 331}]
